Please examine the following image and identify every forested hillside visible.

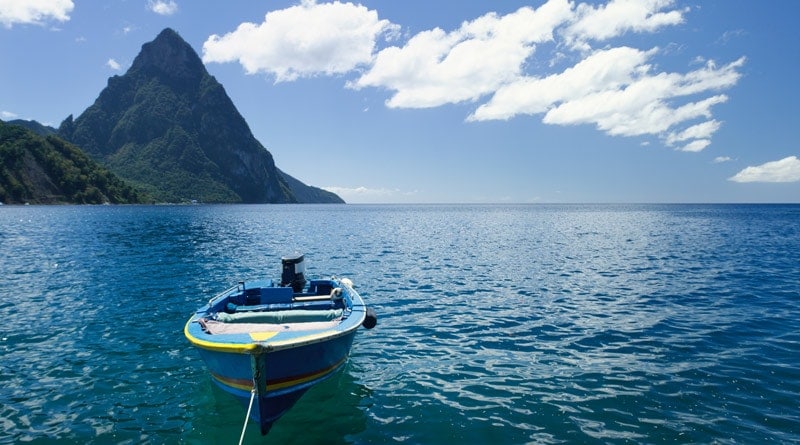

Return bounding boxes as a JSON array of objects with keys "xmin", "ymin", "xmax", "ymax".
[{"xmin": 0, "ymin": 121, "xmax": 148, "ymax": 204}]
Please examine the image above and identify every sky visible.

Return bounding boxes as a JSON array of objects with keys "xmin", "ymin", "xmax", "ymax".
[{"xmin": 1, "ymin": 0, "xmax": 799, "ymax": 203}]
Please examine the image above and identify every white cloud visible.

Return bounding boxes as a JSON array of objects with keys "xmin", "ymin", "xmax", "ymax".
[
  {"xmin": 106, "ymin": 58, "xmax": 121, "ymax": 71},
  {"xmin": 1, "ymin": 110, "xmax": 18, "ymax": 119},
  {"xmin": 472, "ymin": 49, "xmax": 742, "ymax": 150},
  {"xmin": 147, "ymin": 0, "xmax": 178, "ymax": 16},
  {"xmin": 204, "ymin": 0, "xmax": 743, "ymax": 153},
  {"xmin": 202, "ymin": 0, "xmax": 398, "ymax": 82},
  {"xmin": 469, "ymin": 46, "xmax": 656, "ymax": 121},
  {"xmin": 678, "ymin": 139, "xmax": 710, "ymax": 152},
  {"xmin": 729, "ymin": 156, "xmax": 800, "ymax": 183},
  {"xmin": 666, "ymin": 120, "xmax": 721, "ymax": 146},
  {"xmin": 351, "ymin": 0, "xmax": 574, "ymax": 108},
  {"xmin": 0, "ymin": 0, "xmax": 73, "ymax": 28},
  {"xmin": 563, "ymin": 0, "xmax": 687, "ymax": 51},
  {"xmin": 713, "ymin": 156, "xmax": 732, "ymax": 163}
]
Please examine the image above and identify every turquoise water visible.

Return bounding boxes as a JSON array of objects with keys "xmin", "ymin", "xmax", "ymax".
[{"xmin": 1, "ymin": 204, "xmax": 799, "ymax": 444}]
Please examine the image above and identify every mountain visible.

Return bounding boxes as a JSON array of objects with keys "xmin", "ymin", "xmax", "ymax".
[
  {"xmin": 278, "ymin": 168, "xmax": 342, "ymax": 204},
  {"xmin": 7, "ymin": 119, "xmax": 57, "ymax": 137},
  {"xmin": 0, "ymin": 120, "xmax": 149, "ymax": 204},
  {"xmin": 58, "ymin": 28, "xmax": 343, "ymax": 204}
]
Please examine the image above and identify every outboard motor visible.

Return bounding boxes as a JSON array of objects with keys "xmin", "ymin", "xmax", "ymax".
[
  {"xmin": 281, "ymin": 253, "xmax": 306, "ymax": 292},
  {"xmin": 363, "ymin": 307, "xmax": 378, "ymax": 329}
]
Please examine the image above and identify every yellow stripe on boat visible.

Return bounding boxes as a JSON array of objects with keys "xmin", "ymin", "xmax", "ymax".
[
  {"xmin": 184, "ymin": 319, "xmax": 259, "ymax": 354},
  {"xmin": 184, "ymin": 316, "xmax": 350, "ymax": 353},
  {"xmin": 210, "ymin": 356, "xmax": 347, "ymax": 392},
  {"xmin": 249, "ymin": 332, "xmax": 278, "ymax": 341},
  {"xmin": 211, "ymin": 372, "xmax": 253, "ymax": 391}
]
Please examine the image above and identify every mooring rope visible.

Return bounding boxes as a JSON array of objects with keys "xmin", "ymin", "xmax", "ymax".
[{"xmin": 239, "ymin": 388, "xmax": 256, "ymax": 445}]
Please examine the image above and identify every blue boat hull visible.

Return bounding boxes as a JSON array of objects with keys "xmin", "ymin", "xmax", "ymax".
[
  {"xmin": 196, "ymin": 329, "xmax": 358, "ymax": 434},
  {"xmin": 185, "ymin": 272, "xmax": 374, "ymax": 435}
]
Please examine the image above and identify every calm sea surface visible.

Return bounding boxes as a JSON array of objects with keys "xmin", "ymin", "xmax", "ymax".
[{"xmin": 1, "ymin": 204, "xmax": 799, "ymax": 444}]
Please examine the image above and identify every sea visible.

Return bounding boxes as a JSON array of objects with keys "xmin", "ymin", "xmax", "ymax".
[{"xmin": 0, "ymin": 204, "xmax": 798, "ymax": 444}]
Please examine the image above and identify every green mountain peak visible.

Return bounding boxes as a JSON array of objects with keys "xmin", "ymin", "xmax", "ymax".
[{"xmin": 59, "ymin": 28, "xmax": 343, "ymax": 204}]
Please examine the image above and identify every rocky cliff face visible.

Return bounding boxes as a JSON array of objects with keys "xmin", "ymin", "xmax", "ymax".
[{"xmin": 59, "ymin": 28, "xmax": 343, "ymax": 204}]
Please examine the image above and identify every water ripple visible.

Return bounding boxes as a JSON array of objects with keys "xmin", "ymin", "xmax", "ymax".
[{"xmin": 1, "ymin": 204, "xmax": 799, "ymax": 443}]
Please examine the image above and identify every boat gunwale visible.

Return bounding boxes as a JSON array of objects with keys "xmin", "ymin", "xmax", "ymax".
[{"xmin": 184, "ymin": 280, "xmax": 367, "ymax": 354}]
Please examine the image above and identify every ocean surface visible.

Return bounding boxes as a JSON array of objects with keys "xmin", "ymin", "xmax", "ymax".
[{"xmin": 1, "ymin": 204, "xmax": 799, "ymax": 444}]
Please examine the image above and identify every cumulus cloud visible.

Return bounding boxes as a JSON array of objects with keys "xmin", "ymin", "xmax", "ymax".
[
  {"xmin": 202, "ymin": 0, "xmax": 398, "ymax": 82},
  {"xmin": 713, "ymin": 156, "xmax": 732, "ymax": 163},
  {"xmin": 351, "ymin": 0, "xmax": 573, "ymax": 108},
  {"xmin": 1, "ymin": 110, "xmax": 18, "ymax": 119},
  {"xmin": 0, "ymin": 0, "xmax": 73, "ymax": 28},
  {"xmin": 469, "ymin": 46, "xmax": 656, "ymax": 121},
  {"xmin": 678, "ymin": 139, "xmax": 711, "ymax": 153},
  {"xmin": 472, "ymin": 50, "xmax": 743, "ymax": 152},
  {"xmin": 147, "ymin": 0, "xmax": 178, "ymax": 16},
  {"xmin": 106, "ymin": 58, "xmax": 121, "ymax": 71},
  {"xmin": 666, "ymin": 120, "xmax": 721, "ymax": 146},
  {"xmin": 729, "ymin": 156, "xmax": 800, "ymax": 183},
  {"xmin": 205, "ymin": 0, "xmax": 744, "ymax": 152},
  {"xmin": 563, "ymin": 0, "xmax": 687, "ymax": 51}
]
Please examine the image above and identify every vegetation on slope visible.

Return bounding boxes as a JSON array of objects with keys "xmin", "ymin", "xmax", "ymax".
[{"xmin": 0, "ymin": 121, "xmax": 149, "ymax": 204}]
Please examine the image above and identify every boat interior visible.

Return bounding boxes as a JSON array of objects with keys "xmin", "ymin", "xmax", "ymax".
[
  {"xmin": 199, "ymin": 279, "xmax": 349, "ymax": 331},
  {"xmin": 193, "ymin": 255, "xmax": 361, "ymax": 335}
]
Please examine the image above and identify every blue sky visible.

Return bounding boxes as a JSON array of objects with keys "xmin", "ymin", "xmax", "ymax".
[{"xmin": 1, "ymin": 0, "xmax": 799, "ymax": 203}]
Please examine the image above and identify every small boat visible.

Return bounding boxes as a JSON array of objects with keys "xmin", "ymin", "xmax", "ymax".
[{"xmin": 184, "ymin": 254, "xmax": 377, "ymax": 435}]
